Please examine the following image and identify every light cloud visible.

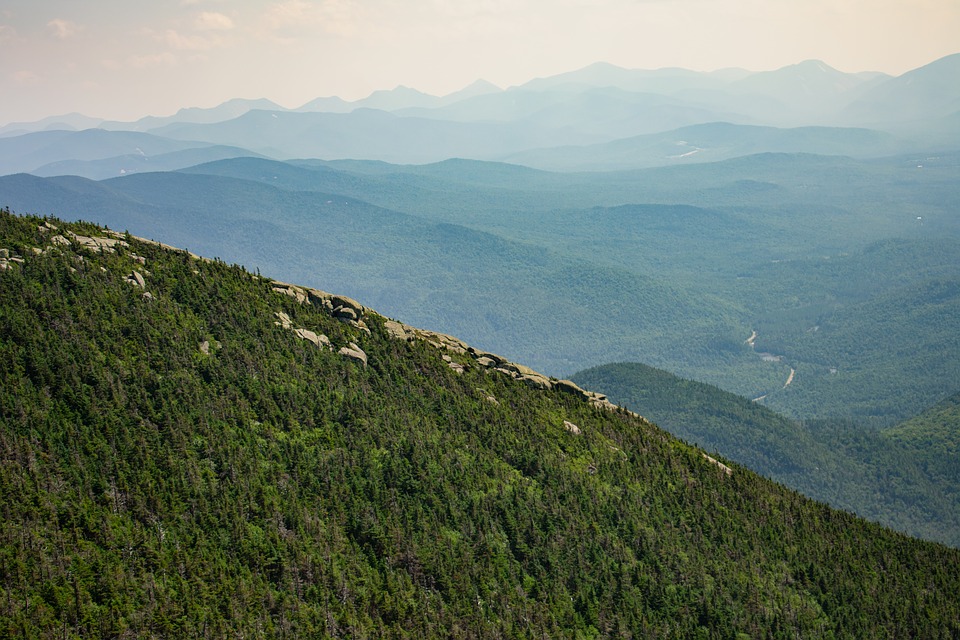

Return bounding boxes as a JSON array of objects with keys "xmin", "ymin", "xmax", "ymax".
[
  {"xmin": 261, "ymin": 0, "xmax": 364, "ymax": 39},
  {"xmin": 195, "ymin": 12, "xmax": 235, "ymax": 31},
  {"xmin": 163, "ymin": 29, "xmax": 223, "ymax": 50},
  {"xmin": 47, "ymin": 19, "xmax": 81, "ymax": 40}
]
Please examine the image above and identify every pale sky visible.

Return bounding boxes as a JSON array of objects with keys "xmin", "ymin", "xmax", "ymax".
[{"xmin": 1, "ymin": 0, "xmax": 958, "ymax": 124}]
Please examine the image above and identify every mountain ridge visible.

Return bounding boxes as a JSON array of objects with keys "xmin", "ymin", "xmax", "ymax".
[{"xmin": 2, "ymin": 209, "xmax": 960, "ymax": 636}]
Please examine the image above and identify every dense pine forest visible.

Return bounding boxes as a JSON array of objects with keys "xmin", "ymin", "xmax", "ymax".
[{"xmin": 2, "ymin": 210, "xmax": 960, "ymax": 638}]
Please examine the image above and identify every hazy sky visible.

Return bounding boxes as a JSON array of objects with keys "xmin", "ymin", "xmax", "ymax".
[{"xmin": 1, "ymin": 0, "xmax": 958, "ymax": 123}]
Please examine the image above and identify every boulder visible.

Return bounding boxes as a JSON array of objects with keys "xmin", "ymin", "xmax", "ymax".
[
  {"xmin": 563, "ymin": 420, "xmax": 582, "ymax": 435},
  {"xmin": 274, "ymin": 311, "xmax": 293, "ymax": 329},
  {"xmin": 384, "ymin": 320, "xmax": 411, "ymax": 341},
  {"xmin": 294, "ymin": 328, "xmax": 331, "ymax": 350},
  {"xmin": 469, "ymin": 348, "xmax": 504, "ymax": 366},
  {"xmin": 520, "ymin": 374, "xmax": 553, "ymax": 390},
  {"xmin": 334, "ymin": 306, "xmax": 358, "ymax": 321},
  {"xmin": 69, "ymin": 232, "xmax": 129, "ymax": 253},
  {"xmin": 126, "ymin": 271, "xmax": 146, "ymax": 288},
  {"xmin": 329, "ymin": 294, "xmax": 364, "ymax": 315},
  {"xmin": 339, "ymin": 343, "xmax": 367, "ymax": 367},
  {"xmin": 273, "ymin": 284, "xmax": 308, "ymax": 305},
  {"xmin": 703, "ymin": 454, "xmax": 733, "ymax": 476},
  {"xmin": 554, "ymin": 379, "xmax": 589, "ymax": 399}
]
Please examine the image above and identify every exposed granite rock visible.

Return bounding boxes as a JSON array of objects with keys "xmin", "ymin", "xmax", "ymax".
[
  {"xmin": 272, "ymin": 283, "xmax": 371, "ymax": 333},
  {"xmin": 126, "ymin": 271, "xmax": 146, "ymax": 288},
  {"xmin": 274, "ymin": 311, "xmax": 331, "ymax": 350},
  {"xmin": 384, "ymin": 320, "xmax": 411, "ymax": 341},
  {"xmin": 703, "ymin": 454, "xmax": 733, "ymax": 476},
  {"xmin": 554, "ymin": 379, "xmax": 589, "ymax": 399},
  {"xmin": 328, "ymin": 294, "xmax": 364, "ymax": 315},
  {"xmin": 520, "ymin": 374, "xmax": 553, "ymax": 390},
  {"xmin": 334, "ymin": 306, "xmax": 358, "ymax": 321},
  {"xmin": 67, "ymin": 231, "xmax": 129, "ymax": 253},
  {"xmin": 294, "ymin": 328, "xmax": 331, "ymax": 350},
  {"xmin": 339, "ymin": 343, "xmax": 367, "ymax": 367},
  {"xmin": 274, "ymin": 311, "xmax": 293, "ymax": 329},
  {"xmin": 273, "ymin": 284, "xmax": 308, "ymax": 305},
  {"xmin": 199, "ymin": 339, "xmax": 222, "ymax": 355},
  {"xmin": 564, "ymin": 420, "xmax": 582, "ymax": 435}
]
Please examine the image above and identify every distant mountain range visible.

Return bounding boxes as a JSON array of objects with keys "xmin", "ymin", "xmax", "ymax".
[{"xmin": 1, "ymin": 54, "xmax": 957, "ymax": 174}]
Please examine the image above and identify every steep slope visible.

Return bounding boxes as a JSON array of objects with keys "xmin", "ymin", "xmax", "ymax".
[
  {"xmin": 842, "ymin": 53, "xmax": 960, "ymax": 126},
  {"xmin": 884, "ymin": 392, "xmax": 960, "ymax": 489},
  {"xmin": 570, "ymin": 362, "xmax": 960, "ymax": 546},
  {"xmin": 2, "ymin": 210, "xmax": 959, "ymax": 637}
]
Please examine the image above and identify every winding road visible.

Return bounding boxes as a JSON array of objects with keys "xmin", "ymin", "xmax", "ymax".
[{"xmin": 747, "ymin": 329, "xmax": 795, "ymax": 401}]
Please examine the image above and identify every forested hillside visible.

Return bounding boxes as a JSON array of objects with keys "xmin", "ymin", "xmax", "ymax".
[
  {"xmin": 2, "ymin": 209, "xmax": 960, "ymax": 637},
  {"xmin": 571, "ymin": 362, "xmax": 960, "ymax": 546},
  {"xmin": 883, "ymin": 393, "xmax": 960, "ymax": 493}
]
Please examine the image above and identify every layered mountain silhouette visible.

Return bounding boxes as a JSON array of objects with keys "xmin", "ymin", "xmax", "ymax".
[{"xmin": 2, "ymin": 54, "xmax": 957, "ymax": 173}]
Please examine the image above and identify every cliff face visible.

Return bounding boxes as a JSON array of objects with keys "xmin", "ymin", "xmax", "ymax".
[{"xmin": 1, "ymin": 210, "xmax": 959, "ymax": 638}]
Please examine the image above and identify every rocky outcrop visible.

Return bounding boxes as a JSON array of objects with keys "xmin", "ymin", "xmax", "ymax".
[
  {"xmin": 198, "ymin": 339, "xmax": 222, "ymax": 355},
  {"xmin": 339, "ymin": 343, "xmax": 367, "ymax": 367},
  {"xmin": 375, "ymin": 311, "xmax": 654, "ymax": 429},
  {"xmin": 564, "ymin": 420, "xmax": 582, "ymax": 435},
  {"xmin": 67, "ymin": 231, "xmax": 129, "ymax": 253},
  {"xmin": 272, "ymin": 282, "xmax": 370, "ymax": 333},
  {"xmin": 0, "ymin": 248, "xmax": 24, "ymax": 270},
  {"xmin": 703, "ymin": 454, "xmax": 733, "ymax": 476},
  {"xmin": 442, "ymin": 354, "xmax": 466, "ymax": 374},
  {"xmin": 296, "ymin": 328, "xmax": 332, "ymax": 350},
  {"xmin": 274, "ymin": 311, "xmax": 332, "ymax": 351}
]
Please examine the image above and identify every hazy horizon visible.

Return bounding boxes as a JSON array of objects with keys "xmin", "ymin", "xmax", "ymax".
[{"xmin": 2, "ymin": 0, "xmax": 959, "ymax": 124}]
